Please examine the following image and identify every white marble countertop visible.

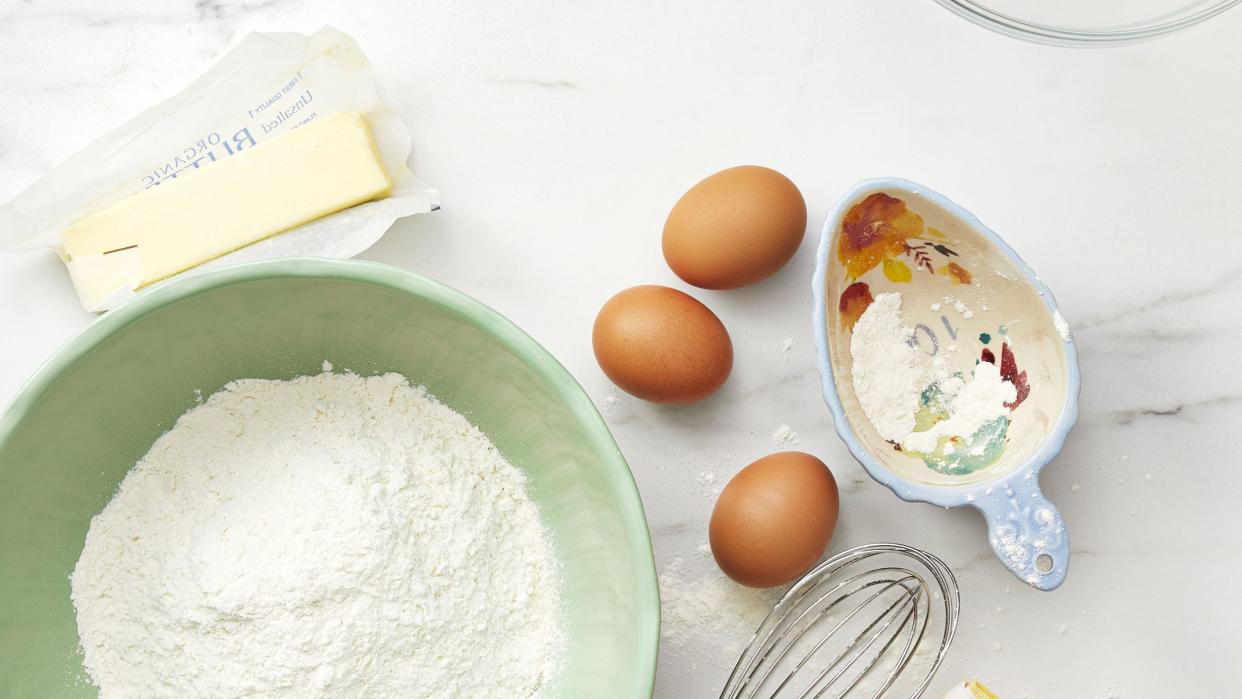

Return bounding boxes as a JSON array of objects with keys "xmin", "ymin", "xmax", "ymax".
[{"xmin": 2, "ymin": 1, "xmax": 1240, "ymax": 697}]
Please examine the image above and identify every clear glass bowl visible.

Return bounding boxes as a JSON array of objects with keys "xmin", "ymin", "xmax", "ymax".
[{"xmin": 934, "ymin": 0, "xmax": 1242, "ymax": 45}]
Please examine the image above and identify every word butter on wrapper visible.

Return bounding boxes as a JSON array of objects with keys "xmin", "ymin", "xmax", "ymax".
[{"xmin": 0, "ymin": 28, "xmax": 438, "ymax": 311}]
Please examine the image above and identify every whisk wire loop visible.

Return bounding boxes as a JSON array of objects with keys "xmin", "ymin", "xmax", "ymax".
[{"xmin": 719, "ymin": 543, "xmax": 959, "ymax": 699}]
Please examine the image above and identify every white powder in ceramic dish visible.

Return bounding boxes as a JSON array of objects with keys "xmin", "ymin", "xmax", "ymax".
[
  {"xmin": 950, "ymin": 298, "xmax": 974, "ymax": 319},
  {"xmin": 1053, "ymin": 310, "xmax": 1071, "ymax": 341},
  {"xmin": 71, "ymin": 370, "xmax": 563, "ymax": 699},
  {"xmin": 850, "ymin": 293, "xmax": 938, "ymax": 444},
  {"xmin": 850, "ymin": 292, "xmax": 1014, "ymax": 453},
  {"xmin": 900, "ymin": 360, "xmax": 1014, "ymax": 453}
]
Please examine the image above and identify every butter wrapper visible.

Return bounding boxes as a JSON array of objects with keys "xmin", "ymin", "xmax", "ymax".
[{"xmin": 0, "ymin": 27, "xmax": 438, "ymax": 311}]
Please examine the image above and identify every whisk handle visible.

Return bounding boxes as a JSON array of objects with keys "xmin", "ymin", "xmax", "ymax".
[{"xmin": 975, "ymin": 476, "xmax": 1069, "ymax": 590}]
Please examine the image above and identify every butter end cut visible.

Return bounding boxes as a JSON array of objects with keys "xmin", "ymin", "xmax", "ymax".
[{"xmin": 64, "ymin": 246, "xmax": 144, "ymax": 312}]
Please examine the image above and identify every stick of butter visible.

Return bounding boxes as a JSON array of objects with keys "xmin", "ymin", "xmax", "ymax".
[
  {"xmin": 941, "ymin": 680, "xmax": 1000, "ymax": 699},
  {"xmin": 60, "ymin": 111, "xmax": 392, "ymax": 309}
]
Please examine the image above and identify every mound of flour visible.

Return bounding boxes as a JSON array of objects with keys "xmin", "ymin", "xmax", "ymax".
[
  {"xmin": 71, "ymin": 370, "xmax": 562, "ymax": 698},
  {"xmin": 850, "ymin": 292, "xmax": 1014, "ymax": 452}
]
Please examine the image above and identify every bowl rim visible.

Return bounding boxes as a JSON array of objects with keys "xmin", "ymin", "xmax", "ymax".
[
  {"xmin": 932, "ymin": 0, "xmax": 1242, "ymax": 46},
  {"xmin": 0, "ymin": 256, "xmax": 659, "ymax": 698},
  {"xmin": 811, "ymin": 177, "xmax": 1081, "ymax": 508}
]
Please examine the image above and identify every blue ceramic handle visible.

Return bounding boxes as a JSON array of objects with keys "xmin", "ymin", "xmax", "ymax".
[{"xmin": 974, "ymin": 476, "xmax": 1069, "ymax": 590}]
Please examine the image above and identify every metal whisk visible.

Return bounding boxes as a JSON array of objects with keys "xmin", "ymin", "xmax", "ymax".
[{"xmin": 720, "ymin": 543, "xmax": 959, "ymax": 699}]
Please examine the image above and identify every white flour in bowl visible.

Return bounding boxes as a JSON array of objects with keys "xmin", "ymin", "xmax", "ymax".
[
  {"xmin": 850, "ymin": 292, "xmax": 1014, "ymax": 453},
  {"xmin": 70, "ymin": 369, "xmax": 563, "ymax": 698}
]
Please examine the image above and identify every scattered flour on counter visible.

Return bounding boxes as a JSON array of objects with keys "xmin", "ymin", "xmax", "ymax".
[
  {"xmin": 850, "ymin": 293, "xmax": 1014, "ymax": 453},
  {"xmin": 659, "ymin": 556, "xmax": 783, "ymax": 657},
  {"xmin": 71, "ymin": 371, "xmax": 563, "ymax": 699},
  {"xmin": 771, "ymin": 423, "xmax": 798, "ymax": 446},
  {"xmin": 782, "ymin": 337, "xmax": 797, "ymax": 355},
  {"xmin": 695, "ymin": 469, "xmax": 719, "ymax": 499}
]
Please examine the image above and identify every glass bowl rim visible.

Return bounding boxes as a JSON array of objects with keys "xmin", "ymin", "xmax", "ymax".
[{"xmin": 933, "ymin": 0, "xmax": 1242, "ymax": 45}]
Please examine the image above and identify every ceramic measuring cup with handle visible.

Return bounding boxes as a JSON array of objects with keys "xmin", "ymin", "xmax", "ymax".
[{"xmin": 812, "ymin": 178, "xmax": 1079, "ymax": 590}]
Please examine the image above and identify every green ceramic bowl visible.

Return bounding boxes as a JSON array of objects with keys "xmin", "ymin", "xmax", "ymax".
[{"xmin": 0, "ymin": 258, "xmax": 658, "ymax": 697}]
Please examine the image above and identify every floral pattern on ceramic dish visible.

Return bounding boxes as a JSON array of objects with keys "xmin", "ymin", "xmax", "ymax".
[{"xmin": 838, "ymin": 192, "xmax": 971, "ymax": 286}]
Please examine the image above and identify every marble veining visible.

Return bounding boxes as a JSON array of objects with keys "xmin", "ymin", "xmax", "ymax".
[
  {"xmin": 1075, "ymin": 264, "xmax": 1241, "ymax": 330},
  {"xmin": 491, "ymin": 78, "xmax": 581, "ymax": 89},
  {"xmin": 1109, "ymin": 394, "xmax": 1242, "ymax": 425}
]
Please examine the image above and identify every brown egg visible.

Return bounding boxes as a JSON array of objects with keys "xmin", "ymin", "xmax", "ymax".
[
  {"xmin": 592, "ymin": 285, "xmax": 732, "ymax": 404},
  {"xmin": 662, "ymin": 165, "xmax": 807, "ymax": 290},
  {"xmin": 709, "ymin": 452, "xmax": 840, "ymax": 588}
]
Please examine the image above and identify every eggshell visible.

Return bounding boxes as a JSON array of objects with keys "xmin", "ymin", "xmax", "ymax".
[
  {"xmin": 592, "ymin": 285, "xmax": 732, "ymax": 404},
  {"xmin": 663, "ymin": 165, "xmax": 807, "ymax": 290},
  {"xmin": 709, "ymin": 451, "xmax": 839, "ymax": 588}
]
